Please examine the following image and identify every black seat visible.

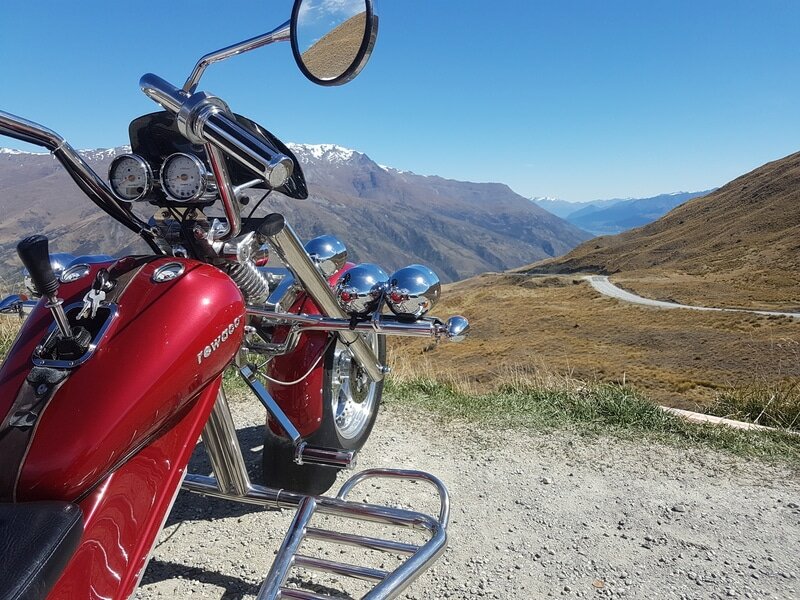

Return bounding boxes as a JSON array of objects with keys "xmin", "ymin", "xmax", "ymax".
[{"xmin": 0, "ymin": 502, "xmax": 83, "ymax": 600}]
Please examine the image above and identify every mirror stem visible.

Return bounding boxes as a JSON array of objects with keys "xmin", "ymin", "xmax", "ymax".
[{"xmin": 183, "ymin": 20, "xmax": 291, "ymax": 93}]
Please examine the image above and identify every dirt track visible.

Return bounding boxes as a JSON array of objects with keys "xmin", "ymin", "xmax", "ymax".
[{"xmin": 134, "ymin": 399, "xmax": 800, "ymax": 600}]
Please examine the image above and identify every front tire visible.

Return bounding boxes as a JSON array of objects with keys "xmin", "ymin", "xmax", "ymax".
[{"xmin": 261, "ymin": 332, "xmax": 386, "ymax": 495}]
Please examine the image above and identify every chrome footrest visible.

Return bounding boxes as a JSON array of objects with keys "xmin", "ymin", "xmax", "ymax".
[
  {"xmin": 257, "ymin": 468, "xmax": 450, "ymax": 600},
  {"xmin": 295, "ymin": 442, "xmax": 355, "ymax": 469}
]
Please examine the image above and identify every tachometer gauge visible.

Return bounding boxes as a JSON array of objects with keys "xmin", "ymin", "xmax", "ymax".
[
  {"xmin": 108, "ymin": 154, "xmax": 153, "ymax": 202},
  {"xmin": 160, "ymin": 153, "xmax": 209, "ymax": 202}
]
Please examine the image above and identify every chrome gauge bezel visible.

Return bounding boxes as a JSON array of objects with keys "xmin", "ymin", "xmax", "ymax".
[
  {"xmin": 152, "ymin": 261, "xmax": 186, "ymax": 283},
  {"xmin": 108, "ymin": 153, "xmax": 153, "ymax": 202},
  {"xmin": 159, "ymin": 152, "xmax": 209, "ymax": 203},
  {"xmin": 60, "ymin": 263, "xmax": 91, "ymax": 284}
]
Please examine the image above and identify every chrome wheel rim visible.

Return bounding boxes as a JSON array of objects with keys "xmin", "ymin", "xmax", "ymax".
[{"xmin": 330, "ymin": 333, "xmax": 379, "ymax": 440}]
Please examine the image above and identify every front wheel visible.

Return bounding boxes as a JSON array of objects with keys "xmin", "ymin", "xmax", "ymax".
[{"xmin": 261, "ymin": 332, "xmax": 386, "ymax": 495}]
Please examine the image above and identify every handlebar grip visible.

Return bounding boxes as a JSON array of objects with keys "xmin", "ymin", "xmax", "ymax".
[
  {"xmin": 139, "ymin": 73, "xmax": 293, "ymax": 188},
  {"xmin": 17, "ymin": 235, "xmax": 58, "ymax": 297},
  {"xmin": 199, "ymin": 111, "xmax": 294, "ymax": 188}
]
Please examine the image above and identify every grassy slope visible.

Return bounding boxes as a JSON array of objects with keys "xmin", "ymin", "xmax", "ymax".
[
  {"xmin": 0, "ymin": 314, "xmax": 794, "ymax": 466},
  {"xmin": 390, "ymin": 274, "xmax": 800, "ymax": 412},
  {"xmin": 386, "ymin": 378, "xmax": 800, "ymax": 466}
]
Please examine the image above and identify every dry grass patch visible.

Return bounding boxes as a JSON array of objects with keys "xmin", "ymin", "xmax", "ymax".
[
  {"xmin": 390, "ymin": 274, "xmax": 800, "ymax": 414},
  {"xmin": 385, "ymin": 377, "xmax": 800, "ymax": 464}
]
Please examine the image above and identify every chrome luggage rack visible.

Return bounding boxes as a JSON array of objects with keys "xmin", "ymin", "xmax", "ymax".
[
  {"xmin": 183, "ymin": 389, "xmax": 449, "ymax": 600},
  {"xmin": 259, "ymin": 469, "xmax": 449, "ymax": 600}
]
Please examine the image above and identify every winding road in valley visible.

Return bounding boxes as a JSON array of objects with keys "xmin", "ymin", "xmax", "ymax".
[{"xmin": 585, "ymin": 275, "xmax": 800, "ymax": 319}]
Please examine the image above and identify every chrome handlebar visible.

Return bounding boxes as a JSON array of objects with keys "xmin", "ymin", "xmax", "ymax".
[
  {"xmin": 0, "ymin": 111, "xmax": 158, "ymax": 248},
  {"xmin": 139, "ymin": 74, "xmax": 294, "ymax": 240},
  {"xmin": 247, "ymin": 307, "xmax": 470, "ymax": 342}
]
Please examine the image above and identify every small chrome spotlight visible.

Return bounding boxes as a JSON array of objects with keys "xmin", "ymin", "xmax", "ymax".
[
  {"xmin": 386, "ymin": 264, "xmax": 441, "ymax": 319},
  {"xmin": 334, "ymin": 263, "xmax": 388, "ymax": 315},
  {"xmin": 305, "ymin": 234, "xmax": 348, "ymax": 278},
  {"xmin": 445, "ymin": 316, "xmax": 470, "ymax": 342}
]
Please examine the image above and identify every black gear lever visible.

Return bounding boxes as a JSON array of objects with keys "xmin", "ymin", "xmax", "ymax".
[{"xmin": 17, "ymin": 235, "xmax": 72, "ymax": 338}]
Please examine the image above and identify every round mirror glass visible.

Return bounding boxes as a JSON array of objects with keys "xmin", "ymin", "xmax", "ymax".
[{"xmin": 291, "ymin": 0, "xmax": 377, "ymax": 86}]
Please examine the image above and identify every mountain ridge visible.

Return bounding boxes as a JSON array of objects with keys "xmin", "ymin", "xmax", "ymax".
[{"xmin": 0, "ymin": 144, "xmax": 590, "ymax": 284}]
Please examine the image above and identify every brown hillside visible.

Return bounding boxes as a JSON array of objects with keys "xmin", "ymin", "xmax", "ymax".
[
  {"xmin": 531, "ymin": 151, "xmax": 800, "ymax": 309},
  {"xmin": 301, "ymin": 12, "xmax": 366, "ymax": 80}
]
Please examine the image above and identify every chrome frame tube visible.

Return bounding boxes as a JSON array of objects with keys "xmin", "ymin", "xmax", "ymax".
[
  {"xmin": 259, "ymin": 214, "xmax": 384, "ymax": 382},
  {"xmin": 185, "ymin": 392, "xmax": 449, "ymax": 599},
  {"xmin": 139, "ymin": 73, "xmax": 186, "ymax": 114},
  {"xmin": 257, "ymin": 496, "xmax": 317, "ymax": 597},
  {"xmin": 183, "ymin": 21, "xmax": 291, "ymax": 93},
  {"xmin": 248, "ymin": 306, "xmax": 449, "ymax": 339},
  {"xmin": 238, "ymin": 365, "xmax": 302, "ymax": 445},
  {"xmin": 200, "ymin": 387, "xmax": 250, "ymax": 496},
  {"xmin": 198, "ymin": 110, "xmax": 293, "ymax": 186},
  {"xmin": 237, "ymin": 365, "xmax": 354, "ymax": 469},
  {"xmin": 205, "ymin": 143, "xmax": 241, "ymax": 240},
  {"xmin": 338, "ymin": 469, "xmax": 450, "ymax": 527}
]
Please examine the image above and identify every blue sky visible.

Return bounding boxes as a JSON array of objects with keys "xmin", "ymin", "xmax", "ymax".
[{"xmin": 2, "ymin": 1, "xmax": 799, "ymax": 201}]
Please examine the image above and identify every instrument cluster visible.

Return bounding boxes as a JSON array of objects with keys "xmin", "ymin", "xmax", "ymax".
[
  {"xmin": 112, "ymin": 111, "xmax": 307, "ymax": 208},
  {"xmin": 109, "ymin": 151, "xmax": 214, "ymax": 204}
]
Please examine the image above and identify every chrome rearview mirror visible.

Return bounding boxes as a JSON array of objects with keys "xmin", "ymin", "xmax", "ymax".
[
  {"xmin": 291, "ymin": 0, "xmax": 378, "ymax": 86},
  {"xmin": 181, "ymin": 0, "xmax": 376, "ymax": 93}
]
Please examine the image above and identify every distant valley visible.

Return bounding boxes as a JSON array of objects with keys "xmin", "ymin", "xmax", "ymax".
[
  {"xmin": 529, "ymin": 151, "xmax": 800, "ymax": 309},
  {"xmin": 534, "ymin": 190, "xmax": 714, "ymax": 236},
  {"xmin": 0, "ymin": 145, "xmax": 590, "ymax": 284}
]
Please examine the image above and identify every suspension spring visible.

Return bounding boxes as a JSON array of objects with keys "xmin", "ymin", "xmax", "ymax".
[{"xmin": 223, "ymin": 259, "xmax": 271, "ymax": 304}]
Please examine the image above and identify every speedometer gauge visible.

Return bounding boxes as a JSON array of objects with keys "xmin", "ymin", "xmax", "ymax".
[
  {"xmin": 108, "ymin": 154, "xmax": 152, "ymax": 202},
  {"xmin": 160, "ymin": 153, "xmax": 209, "ymax": 202}
]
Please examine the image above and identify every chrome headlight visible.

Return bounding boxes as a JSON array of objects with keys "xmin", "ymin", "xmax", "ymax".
[
  {"xmin": 305, "ymin": 235, "xmax": 347, "ymax": 278},
  {"xmin": 387, "ymin": 264, "xmax": 441, "ymax": 319},
  {"xmin": 334, "ymin": 263, "xmax": 388, "ymax": 315}
]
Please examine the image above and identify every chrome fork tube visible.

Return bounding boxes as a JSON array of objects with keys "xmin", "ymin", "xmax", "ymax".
[
  {"xmin": 200, "ymin": 388, "xmax": 250, "ymax": 496},
  {"xmin": 260, "ymin": 213, "xmax": 384, "ymax": 383}
]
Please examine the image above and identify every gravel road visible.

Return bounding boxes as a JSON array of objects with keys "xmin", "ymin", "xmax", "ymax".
[
  {"xmin": 135, "ymin": 398, "xmax": 800, "ymax": 600},
  {"xmin": 585, "ymin": 275, "xmax": 800, "ymax": 319}
]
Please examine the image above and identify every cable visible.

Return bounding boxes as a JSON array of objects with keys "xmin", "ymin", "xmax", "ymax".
[
  {"xmin": 260, "ymin": 334, "xmax": 335, "ymax": 386},
  {"xmin": 246, "ymin": 189, "xmax": 271, "ymax": 221}
]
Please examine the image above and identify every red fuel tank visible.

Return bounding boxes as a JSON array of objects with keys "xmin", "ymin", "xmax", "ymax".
[{"xmin": 0, "ymin": 257, "xmax": 244, "ymax": 502}]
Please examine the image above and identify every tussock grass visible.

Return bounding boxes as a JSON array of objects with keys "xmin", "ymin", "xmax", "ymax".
[
  {"xmin": 385, "ymin": 372, "xmax": 800, "ymax": 465},
  {"xmin": 0, "ymin": 318, "xmax": 21, "ymax": 360},
  {"xmin": 708, "ymin": 379, "xmax": 800, "ymax": 431}
]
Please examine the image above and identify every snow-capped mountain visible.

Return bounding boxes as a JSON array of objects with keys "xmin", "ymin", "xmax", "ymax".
[{"xmin": 287, "ymin": 143, "xmax": 357, "ymax": 165}]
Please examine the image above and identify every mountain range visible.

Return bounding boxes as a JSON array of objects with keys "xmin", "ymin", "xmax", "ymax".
[
  {"xmin": 534, "ymin": 190, "xmax": 714, "ymax": 236},
  {"xmin": 0, "ymin": 145, "xmax": 590, "ymax": 284}
]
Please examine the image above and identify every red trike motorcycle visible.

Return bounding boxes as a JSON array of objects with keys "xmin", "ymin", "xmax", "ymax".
[{"xmin": 0, "ymin": 1, "xmax": 468, "ymax": 598}]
